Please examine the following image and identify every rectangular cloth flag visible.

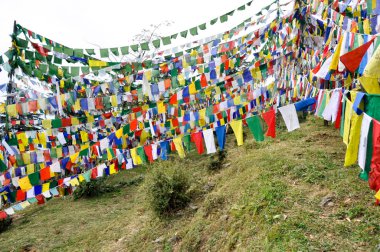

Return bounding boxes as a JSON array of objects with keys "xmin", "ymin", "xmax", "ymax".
[
  {"xmin": 229, "ymin": 120, "xmax": 243, "ymax": 146},
  {"xmin": 278, "ymin": 104, "xmax": 300, "ymax": 132}
]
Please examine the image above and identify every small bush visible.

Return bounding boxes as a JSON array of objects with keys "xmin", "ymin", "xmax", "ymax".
[
  {"xmin": 73, "ymin": 178, "xmax": 114, "ymax": 200},
  {"xmin": 207, "ymin": 150, "xmax": 227, "ymax": 172},
  {"xmin": 145, "ymin": 162, "xmax": 191, "ymax": 217},
  {"xmin": 0, "ymin": 216, "xmax": 12, "ymax": 233}
]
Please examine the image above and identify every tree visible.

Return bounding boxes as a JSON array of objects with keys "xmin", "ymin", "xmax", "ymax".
[{"xmin": 125, "ymin": 20, "xmax": 174, "ymax": 63}]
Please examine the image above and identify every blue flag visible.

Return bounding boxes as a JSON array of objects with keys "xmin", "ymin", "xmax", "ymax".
[{"xmin": 215, "ymin": 125, "xmax": 226, "ymax": 151}]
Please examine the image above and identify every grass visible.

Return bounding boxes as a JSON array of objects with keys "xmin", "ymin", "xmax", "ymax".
[{"xmin": 1, "ymin": 117, "xmax": 380, "ymax": 251}]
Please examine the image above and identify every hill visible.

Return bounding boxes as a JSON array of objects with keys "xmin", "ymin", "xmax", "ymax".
[{"xmin": 0, "ymin": 117, "xmax": 379, "ymax": 251}]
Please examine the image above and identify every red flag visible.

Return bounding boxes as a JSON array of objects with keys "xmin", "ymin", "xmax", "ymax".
[
  {"xmin": 31, "ymin": 42, "xmax": 49, "ymax": 57},
  {"xmin": 16, "ymin": 190, "xmax": 26, "ymax": 202},
  {"xmin": 200, "ymin": 74, "xmax": 208, "ymax": 87},
  {"xmin": 370, "ymin": 120, "xmax": 380, "ymax": 192},
  {"xmin": 91, "ymin": 168, "xmax": 98, "ymax": 179},
  {"xmin": 334, "ymin": 92, "xmax": 343, "ymax": 129},
  {"xmin": 262, "ymin": 109, "xmax": 276, "ymax": 138},
  {"xmin": 0, "ymin": 211, "xmax": 8, "ymax": 220},
  {"xmin": 340, "ymin": 37, "xmax": 375, "ymax": 73},
  {"xmin": 35, "ymin": 195, "xmax": 45, "ymax": 205},
  {"xmin": 40, "ymin": 167, "xmax": 51, "ymax": 181},
  {"xmin": 130, "ymin": 119, "xmax": 138, "ymax": 131},
  {"xmin": 191, "ymin": 131, "xmax": 204, "ymax": 155},
  {"xmin": 143, "ymin": 145, "xmax": 154, "ymax": 163},
  {"xmin": 169, "ymin": 94, "xmax": 177, "ymax": 105}
]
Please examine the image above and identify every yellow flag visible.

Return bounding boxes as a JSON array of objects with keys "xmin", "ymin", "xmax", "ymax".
[
  {"xmin": 73, "ymin": 100, "xmax": 80, "ymax": 111},
  {"xmin": 140, "ymin": 130, "xmax": 150, "ymax": 145},
  {"xmin": 70, "ymin": 152, "xmax": 79, "ymax": 163},
  {"xmin": 17, "ymin": 132, "xmax": 28, "ymax": 146},
  {"xmin": 26, "ymin": 164, "xmax": 34, "ymax": 174},
  {"xmin": 19, "ymin": 176, "xmax": 32, "ymax": 191},
  {"xmin": 78, "ymin": 174, "xmax": 85, "ymax": 182},
  {"xmin": 363, "ymin": 19, "xmax": 371, "ymax": 34},
  {"xmin": 173, "ymin": 136, "xmax": 186, "ymax": 158},
  {"xmin": 88, "ymin": 59, "xmax": 108, "ymax": 67},
  {"xmin": 220, "ymin": 118, "xmax": 225, "ymax": 126},
  {"xmin": 42, "ymin": 183, "xmax": 50, "ymax": 192},
  {"xmin": 110, "ymin": 163, "xmax": 117, "ymax": 174},
  {"xmin": 157, "ymin": 101, "xmax": 166, "ymax": 114},
  {"xmin": 80, "ymin": 131, "xmax": 89, "ymax": 142},
  {"xmin": 115, "ymin": 128, "xmax": 123, "ymax": 139},
  {"xmin": 111, "ymin": 95, "xmax": 118, "ymax": 107},
  {"xmin": 56, "ymin": 147, "xmax": 63, "ymax": 158},
  {"xmin": 343, "ymin": 98, "xmax": 354, "ymax": 145},
  {"xmin": 189, "ymin": 82, "xmax": 197, "ymax": 95},
  {"xmin": 6, "ymin": 104, "xmax": 17, "ymax": 117},
  {"xmin": 69, "ymin": 178, "xmax": 80, "ymax": 187},
  {"xmin": 71, "ymin": 117, "xmax": 79, "ymax": 126},
  {"xmin": 344, "ymin": 111, "xmax": 363, "ymax": 166},
  {"xmin": 178, "ymin": 74, "xmax": 185, "ymax": 86},
  {"xmin": 233, "ymin": 96, "xmax": 241, "ymax": 105},
  {"xmin": 106, "ymin": 148, "xmax": 114, "ymax": 161},
  {"xmin": 42, "ymin": 119, "xmax": 52, "ymax": 129},
  {"xmin": 364, "ymin": 43, "xmax": 380, "ymax": 78},
  {"xmin": 22, "ymin": 153, "xmax": 31, "ymax": 165},
  {"xmin": 199, "ymin": 109, "xmax": 206, "ymax": 120},
  {"xmin": 230, "ymin": 120, "xmax": 244, "ymax": 146},
  {"xmin": 359, "ymin": 76, "xmax": 380, "ymax": 94},
  {"xmin": 329, "ymin": 37, "xmax": 343, "ymax": 70},
  {"xmin": 87, "ymin": 115, "xmax": 95, "ymax": 123},
  {"xmin": 130, "ymin": 148, "xmax": 142, "ymax": 165}
]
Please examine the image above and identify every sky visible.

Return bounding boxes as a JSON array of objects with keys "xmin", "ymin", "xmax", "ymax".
[{"xmin": 0, "ymin": 0, "xmax": 278, "ymax": 84}]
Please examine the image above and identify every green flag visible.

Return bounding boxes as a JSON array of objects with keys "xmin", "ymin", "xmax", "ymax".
[
  {"xmin": 0, "ymin": 160, "xmax": 7, "ymax": 172},
  {"xmin": 152, "ymin": 39, "xmax": 161, "ymax": 48},
  {"xmin": 28, "ymin": 172, "xmax": 40, "ymax": 186},
  {"xmin": 190, "ymin": 27, "xmax": 198, "ymax": 36},
  {"xmin": 110, "ymin": 47, "xmax": 120, "ymax": 56},
  {"xmin": 220, "ymin": 14, "xmax": 228, "ymax": 23},
  {"xmin": 100, "ymin": 48, "xmax": 109, "ymax": 58},
  {"xmin": 120, "ymin": 46, "xmax": 129, "ymax": 55},
  {"xmin": 162, "ymin": 36, "xmax": 171, "ymax": 46},
  {"xmin": 182, "ymin": 134, "xmax": 191, "ymax": 152},
  {"xmin": 246, "ymin": 116, "xmax": 264, "ymax": 142},
  {"xmin": 180, "ymin": 30, "xmax": 188, "ymax": 38},
  {"xmin": 137, "ymin": 146, "xmax": 147, "ymax": 164}
]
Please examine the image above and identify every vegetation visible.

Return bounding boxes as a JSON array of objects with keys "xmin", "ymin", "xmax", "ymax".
[
  {"xmin": 0, "ymin": 216, "xmax": 12, "ymax": 233},
  {"xmin": 72, "ymin": 178, "xmax": 113, "ymax": 200},
  {"xmin": 145, "ymin": 161, "xmax": 192, "ymax": 217},
  {"xmin": 0, "ymin": 117, "xmax": 379, "ymax": 251},
  {"xmin": 207, "ymin": 150, "xmax": 227, "ymax": 172}
]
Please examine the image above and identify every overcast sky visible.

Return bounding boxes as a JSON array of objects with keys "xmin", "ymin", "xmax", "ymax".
[{"xmin": 0, "ymin": 0, "xmax": 277, "ymax": 84}]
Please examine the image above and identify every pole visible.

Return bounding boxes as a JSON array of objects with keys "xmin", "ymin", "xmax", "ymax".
[{"xmin": 4, "ymin": 21, "xmax": 17, "ymax": 136}]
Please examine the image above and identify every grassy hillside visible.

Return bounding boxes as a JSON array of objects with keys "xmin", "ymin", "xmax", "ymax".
[{"xmin": 1, "ymin": 117, "xmax": 379, "ymax": 251}]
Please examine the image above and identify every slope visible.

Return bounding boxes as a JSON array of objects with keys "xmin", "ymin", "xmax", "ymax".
[{"xmin": 0, "ymin": 117, "xmax": 379, "ymax": 251}]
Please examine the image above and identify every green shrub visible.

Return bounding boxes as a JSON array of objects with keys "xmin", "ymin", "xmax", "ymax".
[
  {"xmin": 73, "ymin": 178, "xmax": 114, "ymax": 200},
  {"xmin": 145, "ymin": 162, "xmax": 191, "ymax": 217},
  {"xmin": 0, "ymin": 216, "xmax": 12, "ymax": 233},
  {"xmin": 207, "ymin": 150, "xmax": 227, "ymax": 172}
]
